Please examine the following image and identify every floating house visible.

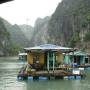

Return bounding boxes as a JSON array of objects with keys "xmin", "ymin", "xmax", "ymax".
[
  {"xmin": 24, "ymin": 44, "xmax": 73, "ymax": 71},
  {"xmin": 18, "ymin": 52, "xmax": 27, "ymax": 61},
  {"xmin": 17, "ymin": 44, "xmax": 85, "ymax": 80},
  {"xmin": 64, "ymin": 51, "xmax": 90, "ymax": 67}
]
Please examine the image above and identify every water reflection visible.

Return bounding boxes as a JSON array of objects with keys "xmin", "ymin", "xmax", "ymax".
[{"xmin": 0, "ymin": 57, "xmax": 90, "ymax": 90}]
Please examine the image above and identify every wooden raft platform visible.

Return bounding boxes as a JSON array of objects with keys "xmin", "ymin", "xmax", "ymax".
[{"xmin": 17, "ymin": 69, "xmax": 86, "ymax": 80}]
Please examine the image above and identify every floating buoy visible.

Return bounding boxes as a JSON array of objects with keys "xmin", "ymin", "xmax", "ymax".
[
  {"xmin": 76, "ymin": 76, "xmax": 81, "ymax": 80},
  {"xmin": 28, "ymin": 76, "xmax": 33, "ymax": 80},
  {"xmin": 39, "ymin": 76, "xmax": 48, "ymax": 80}
]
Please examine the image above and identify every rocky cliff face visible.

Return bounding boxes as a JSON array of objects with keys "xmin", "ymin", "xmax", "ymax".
[
  {"xmin": 1, "ymin": 0, "xmax": 90, "ymax": 54},
  {"xmin": 0, "ymin": 17, "xmax": 10, "ymax": 55},
  {"xmin": 3, "ymin": 19, "xmax": 30, "ymax": 47},
  {"xmin": 0, "ymin": 18, "xmax": 31, "ymax": 55},
  {"xmin": 19, "ymin": 24, "xmax": 33, "ymax": 41},
  {"xmin": 1, "ymin": 16, "xmax": 50, "ymax": 48},
  {"xmin": 48, "ymin": 0, "xmax": 90, "ymax": 51},
  {"xmin": 30, "ymin": 16, "xmax": 50, "ymax": 46}
]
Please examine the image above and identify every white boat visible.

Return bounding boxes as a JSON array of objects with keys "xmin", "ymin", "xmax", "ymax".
[{"xmin": 18, "ymin": 52, "xmax": 27, "ymax": 61}]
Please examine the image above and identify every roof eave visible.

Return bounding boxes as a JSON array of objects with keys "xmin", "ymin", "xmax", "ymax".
[{"xmin": 0, "ymin": 0, "xmax": 13, "ymax": 4}]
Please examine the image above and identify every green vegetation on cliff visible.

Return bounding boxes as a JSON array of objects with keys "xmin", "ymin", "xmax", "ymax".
[
  {"xmin": 48, "ymin": 0, "xmax": 90, "ymax": 51},
  {"xmin": 0, "ymin": 17, "xmax": 30, "ymax": 56},
  {"xmin": 1, "ymin": 0, "xmax": 90, "ymax": 55},
  {"xmin": 0, "ymin": 18, "xmax": 10, "ymax": 55}
]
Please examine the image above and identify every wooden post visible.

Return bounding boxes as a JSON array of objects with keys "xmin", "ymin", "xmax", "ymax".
[
  {"xmin": 47, "ymin": 52, "xmax": 49, "ymax": 72},
  {"xmin": 73, "ymin": 48, "xmax": 74, "ymax": 69},
  {"xmin": 53, "ymin": 52, "xmax": 55, "ymax": 74}
]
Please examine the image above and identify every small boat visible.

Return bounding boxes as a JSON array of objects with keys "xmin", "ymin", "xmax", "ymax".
[{"xmin": 18, "ymin": 52, "xmax": 27, "ymax": 61}]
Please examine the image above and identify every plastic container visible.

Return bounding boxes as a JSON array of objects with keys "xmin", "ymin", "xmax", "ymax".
[{"xmin": 73, "ymin": 69, "xmax": 80, "ymax": 74}]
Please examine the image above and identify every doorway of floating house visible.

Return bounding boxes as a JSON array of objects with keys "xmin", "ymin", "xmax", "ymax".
[
  {"xmin": 45, "ymin": 51, "xmax": 56, "ymax": 71},
  {"xmin": 74, "ymin": 56, "xmax": 81, "ymax": 65}
]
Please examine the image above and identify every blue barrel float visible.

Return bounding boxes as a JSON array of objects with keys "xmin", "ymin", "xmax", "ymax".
[{"xmin": 39, "ymin": 76, "xmax": 48, "ymax": 80}]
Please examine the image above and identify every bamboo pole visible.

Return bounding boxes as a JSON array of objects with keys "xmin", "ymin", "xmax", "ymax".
[
  {"xmin": 47, "ymin": 52, "xmax": 49, "ymax": 72},
  {"xmin": 53, "ymin": 52, "xmax": 55, "ymax": 74},
  {"xmin": 73, "ymin": 48, "xmax": 75, "ymax": 69}
]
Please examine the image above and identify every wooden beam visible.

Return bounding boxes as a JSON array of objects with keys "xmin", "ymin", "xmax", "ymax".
[
  {"xmin": 53, "ymin": 52, "xmax": 55, "ymax": 73},
  {"xmin": 47, "ymin": 52, "xmax": 49, "ymax": 72}
]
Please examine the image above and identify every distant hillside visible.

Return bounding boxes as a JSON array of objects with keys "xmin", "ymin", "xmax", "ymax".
[
  {"xmin": 9, "ymin": 24, "xmax": 29, "ymax": 47},
  {"xmin": 3, "ymin": 19, "xmax": 29, "ymax": 47},
  {"xmin": 19, "ymin": 24, "xmax": 33, "ymax": 40},
  {"xmin": 48, "ymin": 0, "xmax": 90, "ymax": 51},
  {"xmin": 0, "ymin": 18, "xmax": 32, "ymax": 55},
  {"xmin": 30, "ymin": 16, "xmax": 50, "ymax": 46},
  {"xmin": 0, "ymin": 17, "xmax": 11, "ymax": 55},
  {"xmin": 1, "ymin": 0, "xmax": 90, "ymax": 54}
]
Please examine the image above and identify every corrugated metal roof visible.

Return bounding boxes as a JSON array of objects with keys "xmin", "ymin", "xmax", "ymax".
[
  {"xmin": 69, "ymin": 51, "xmax": 86, "ymax": 56},
  {"xmin": 24, "ymin": 44, "xmax": 73, "ymax": 52},
  {"xmin": 19, "ymin": 53, "xmax": 27, "ymax": 56}
]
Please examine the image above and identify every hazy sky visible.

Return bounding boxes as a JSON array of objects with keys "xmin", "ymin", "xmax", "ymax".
[{"xmin": 0, "ymin": 0, "xmax": 62, "ymax": 26}]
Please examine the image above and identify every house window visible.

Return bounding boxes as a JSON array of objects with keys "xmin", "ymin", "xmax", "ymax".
[
  {"xmin": 85, "ymin": 57, "xmax": 89, "ymax": 64},
  {"xmin": 33, "ymin": 56, "xmax": 39, "ymax": 64}
]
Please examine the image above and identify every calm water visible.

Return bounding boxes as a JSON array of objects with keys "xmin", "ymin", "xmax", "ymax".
[{"xmin": 0, "ymin": 57, "xmax": 90, "ymax": 90}]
